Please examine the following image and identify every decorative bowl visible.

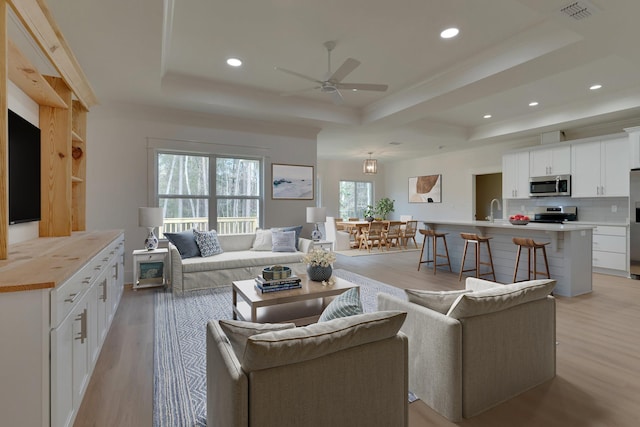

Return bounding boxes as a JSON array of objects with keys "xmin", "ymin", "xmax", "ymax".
[
  {"xmin": 509, "ymin": 219, "xmax": 530, "ymax": 226},
  {"xmin": 262, "ymin": 265, "xmax": 292, "ymax": 280}
]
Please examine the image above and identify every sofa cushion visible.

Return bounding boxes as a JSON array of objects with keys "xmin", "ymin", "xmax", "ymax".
[
  {"xmin": 318, "ymin": 287, "xmax": 363, "ymax": 322},
  {"xmin": 218, "ymin": 319, "xmax": 296, "ymax": 360},
  {"xmin": 165, "ymin": 229, "xmax": 200, "ymax": 258},
  {"xmin": 251, "ymin": 229, "xmax": 273, "ymax": 251},
  {"xmin": 242, "ymin": 310, "xmax": 407, "ymax": 372},
  {"xmin": 194, "ymin": 229, "xmax": 224, "ymax": 257},
  {"xmin": 446, "ymin": 279, "xmax": 556, "ymax": 319},
  {"xmin": 405, "ymin": 289, "xmax": 472, "ymax": 314},
  {"xmin": 271, "ymin": 230, "xmax": 297, "ymax": 252},
  {"xmin": 271, "ymin": 225, "xmax": 303, "ymax": 250},
  {"xmin": 181, "ymin": 249, "xmax": 304, "ymax": 272}
]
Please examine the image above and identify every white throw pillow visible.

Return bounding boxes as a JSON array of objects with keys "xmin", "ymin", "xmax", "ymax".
[
  {"xmin": 251, "ymin": 229, "xmax": 273, "ymax": 251},
  {"xmin": 272, "ymin": 230, "xmax": 297, "ymax": 252},
  {"xmin": 218, "ymin": 319, "xmax": 296, "ymax": 360}
]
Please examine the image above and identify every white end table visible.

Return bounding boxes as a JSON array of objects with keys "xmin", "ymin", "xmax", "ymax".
[
  {"xmin": 310, "ymin": 240, "xmax": 333, "ymax": 251},
  {"xmin": 132, "ymin": 248, "xmax": 168, "ymax": 290}
]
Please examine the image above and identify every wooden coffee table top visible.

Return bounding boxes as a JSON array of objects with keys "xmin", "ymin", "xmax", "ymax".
[{"xmin": 232, "ymin": 274, "xmax": 358, "ymax": 325}]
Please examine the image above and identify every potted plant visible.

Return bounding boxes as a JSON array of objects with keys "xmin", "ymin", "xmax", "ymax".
[
  {"xmin": 375, "ymin": 197, "xmax": 395, "ymax": 220},
  {"xmin": 363, "ymin": 205, "xmax": 376, "ymax": 222},
  {"xmin": 302, "ymin": 248, "xmax": 337, "ymax": 282}
]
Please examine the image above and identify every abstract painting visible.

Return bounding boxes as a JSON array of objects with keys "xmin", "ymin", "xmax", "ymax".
[
  {"xmin": 272, "ymin": 164, "xmax": 314, "ymax": 200},
  {"xmin": 409, "ymin": 174, "xmax": 442, "ymax": 203}
]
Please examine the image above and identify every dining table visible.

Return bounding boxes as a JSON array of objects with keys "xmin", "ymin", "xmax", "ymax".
[{"xmin": 335, "ymin": 220, "xmax": 405, "ymax": 249}]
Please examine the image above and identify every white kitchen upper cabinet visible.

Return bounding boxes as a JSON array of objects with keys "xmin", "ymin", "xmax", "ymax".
[
  {"xmin": 502, "ymin": 151, "xmax": 530, "ymax": 199},
  {"xmin": 626, "ymin": 126, "xmax": 640, "ymax": 169},
  {"xmin": 571, "ymin": 137, "xmax": 629, "ymax": 197},
  {"xmin": 529, "ymin": 146, "xmax": 571, "ymax": 177}
]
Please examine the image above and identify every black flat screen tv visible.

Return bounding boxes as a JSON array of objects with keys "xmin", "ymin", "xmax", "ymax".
[{"xmin": 8, "ymin": 109, "xmax": 41, "ymax": 224}]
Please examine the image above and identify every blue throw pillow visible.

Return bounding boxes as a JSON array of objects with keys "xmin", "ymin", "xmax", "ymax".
[
  {"xmin": 318, "ymin": 287, "xmax": 363, "ymax": 322},
  {"xmin": 271, "ymin": 225, "xmax": 303, "ymax": 250},
  {"xmin": 165, "ymin": 229, "xmax": 200, "ymax": 258},
  {"xmin": 194, "ymin": 229, "xmax": 224, "ymax": 257}
]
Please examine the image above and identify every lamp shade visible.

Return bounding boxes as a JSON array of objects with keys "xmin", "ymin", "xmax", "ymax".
[
  {"xmin": 138, "ymin": 207, "xmax": 164, "ymax": 228},
  {"xmin": 306, "ymin": 207, "xmax": 327, "ymax": 224}
]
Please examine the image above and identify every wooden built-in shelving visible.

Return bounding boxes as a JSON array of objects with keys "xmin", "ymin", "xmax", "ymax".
[{"xmin": 0, "ymin": 0, "xmax": 98, "ymax": 259}]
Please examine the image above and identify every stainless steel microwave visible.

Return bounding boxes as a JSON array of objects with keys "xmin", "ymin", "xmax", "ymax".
[{"xmin": 529, "ymin": 174, "xmax": 571, "ymax": 197}]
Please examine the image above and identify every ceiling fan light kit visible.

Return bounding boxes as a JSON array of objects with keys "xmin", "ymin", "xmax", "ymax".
[{"xmin": 275, "ymin": 41, "xmax": 388, "ymax": 104}]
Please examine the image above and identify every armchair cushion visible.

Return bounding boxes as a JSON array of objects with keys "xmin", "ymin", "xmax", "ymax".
[
  {"xmin": 405, "ymin": 289, "xmax": 472, "ymax": 314},
  {"xmin": 218, "ymin": 319, "xmax": 296, "ymax": 360},
  {"xmin": 242, "ymin": 310, "xmax": 407, "ymax": 372},
  {"xmin": 447, "ymin": 279, "xmax": 556, "ymax": 319},
  {"xmin": 318, "ymin": 287, "xmax": 362, "ymax": 322}
]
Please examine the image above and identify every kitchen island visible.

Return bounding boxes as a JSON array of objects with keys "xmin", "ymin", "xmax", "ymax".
[{"xmin": 421, "ymin": 220, "xmax": 595, "ymax": 297}]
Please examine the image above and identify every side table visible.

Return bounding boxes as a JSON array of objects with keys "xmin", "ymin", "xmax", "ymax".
[
  {"xmin": 310, "ymin": 240, "xmax": 334, "ymax": 251},
  {"xmin": 132, "ymin": 248, "xmax": 168, "ymax": 290}
]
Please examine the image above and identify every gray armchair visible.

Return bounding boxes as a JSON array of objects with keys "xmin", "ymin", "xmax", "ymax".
[
  {"xmin": 207, "ymin": 311, "xmax": 409, "ymax": 427},
  {"xmin": 378, "ymin": 278, "xmax": 556, "ymax": 421}
]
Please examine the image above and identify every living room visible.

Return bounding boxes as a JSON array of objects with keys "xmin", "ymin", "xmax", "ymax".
[{"xmin": 2, "ymin": 1, "xmax": 640, "ymax": 426}]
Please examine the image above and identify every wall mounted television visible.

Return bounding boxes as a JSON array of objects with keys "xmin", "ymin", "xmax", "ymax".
[{"xmin": 8, "ymin": 109, "xmax": 41, "ymax": 224}]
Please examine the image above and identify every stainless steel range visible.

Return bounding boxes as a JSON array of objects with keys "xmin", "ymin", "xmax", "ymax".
[{"xmin": 529, "ymin": 206, "xmax": 578, "ymax": 223}]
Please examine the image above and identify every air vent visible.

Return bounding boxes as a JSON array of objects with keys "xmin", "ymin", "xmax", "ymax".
[{"xmin": 560, "ymin": 1, "xmax": 598, "ymax": 20}]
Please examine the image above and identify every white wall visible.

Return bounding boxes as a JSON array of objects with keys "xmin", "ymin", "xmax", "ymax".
[{"xmin": 85, "ymin": 102, "xmax": 318, "ymax": 283}]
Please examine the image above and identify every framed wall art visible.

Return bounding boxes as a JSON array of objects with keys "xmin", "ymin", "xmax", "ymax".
[
  {"xmin": 409, "ymin": 174, "xmax": 442, "ymax": 203},
  {"xmin": 271, "ymin": 163, "xmax": 314, "ymax": 200}
]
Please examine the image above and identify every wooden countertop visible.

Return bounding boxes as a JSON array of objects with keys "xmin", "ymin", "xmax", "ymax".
[
  {"xmin": 0, "ymin": 230, "xmax": 123, "ymax": 293},
  {"xmin": 421, "ymin": 219, "xmax": 596, "ymax": 232}
]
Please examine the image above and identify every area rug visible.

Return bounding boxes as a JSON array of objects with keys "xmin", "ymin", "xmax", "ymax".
[
  {"xmin": 153, "ymin": 269, "xmax": 414, "ymax": 427},
  {"xmin": 335, "ymin": 247, "xmax": 420, "ymax": 257}
]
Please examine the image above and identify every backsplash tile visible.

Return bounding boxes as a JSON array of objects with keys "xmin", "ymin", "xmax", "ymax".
[{"xmin": 504, "ymin": 197, "xmax": 629, "ymax": 224}]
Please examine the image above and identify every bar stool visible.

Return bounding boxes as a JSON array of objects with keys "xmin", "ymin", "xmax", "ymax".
[
  {"xmin": 512, "ymin": 237, "xmax": 551, "ymax": 282},
  {"xmin": 458, "ymin": 233, "xmax": 496, "ymax": 281},
  {"xmin": 418, "ymin": 229, "xmax": 452, "ymax": 274}
]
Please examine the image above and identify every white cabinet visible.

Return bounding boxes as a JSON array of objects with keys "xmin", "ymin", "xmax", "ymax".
[
  {"xmin": 571, "ymin": 137, "xmax": 629, "ymax": 197},
  {"xmin": 529, "ymin": 146, "xmax": 571, "ymax": 176},
  {"xmin": 592, "ymin": 225, "xmax": 628, "ymax": 273},
  {"xmin": 626, "ymin": 126, "xmax": 640, "ymax": 169},
  {"xmin": 502, "ymin": 151, "xmax": 530, "ymax": 199}
]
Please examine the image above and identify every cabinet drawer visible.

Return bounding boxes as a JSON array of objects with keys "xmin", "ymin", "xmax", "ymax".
[
  {"xmin": 592, "ymin": 235, "xmax": 626, "ymax": 253},
  {"xmin": 593, "ymin": 225, "xmax": 626, "ymax": 236},
  {"xmin": 593, "ymin": 251, "xmax": 627, "ymax": 270},
  {"xmin": 51, "ymin": 268, "xmax": 93, "ymax": 328}
]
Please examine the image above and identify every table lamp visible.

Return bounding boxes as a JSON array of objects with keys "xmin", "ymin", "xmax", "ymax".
[
  {"xmin": 139, "ymin": 207, "xmax": 164, "ymax": 250},
  {"xmin": 306, "ymin": 207, "xmax": 327, "ymax": 241}
]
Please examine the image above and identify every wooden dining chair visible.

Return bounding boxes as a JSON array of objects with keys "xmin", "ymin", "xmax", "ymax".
[
  {"xmin": 400, "ymin": 220, "xmax": 419, "ymax": 248},
  {"xmin": 384, "ymin": 221, "xmax": 403, "ymax": 250},
  {"xmin": 334, "ymin": 218, "xmax": 345, "ymax": 231},
  {"xmin": 347, "ymin": 217, "xmax": 361, "ymax": 243},
  {"xmin": 359, "ymin": 221, "xmax": 387, "ymax": 252}
]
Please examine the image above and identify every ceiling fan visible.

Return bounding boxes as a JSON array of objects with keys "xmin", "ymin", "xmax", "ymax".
[{"xmin": 275, "ymin": 41, "xmax": 388, "ymax": 104}]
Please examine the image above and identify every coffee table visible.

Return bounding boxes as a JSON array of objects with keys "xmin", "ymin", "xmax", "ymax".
[{"xmin": 232, "ymin": 275, "xmax": 358, "ymax": 325}]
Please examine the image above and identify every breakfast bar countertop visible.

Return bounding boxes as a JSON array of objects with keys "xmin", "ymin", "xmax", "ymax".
[{"xmin": 420, "ymin": 219, "xmax": 596, "ymax": 232}]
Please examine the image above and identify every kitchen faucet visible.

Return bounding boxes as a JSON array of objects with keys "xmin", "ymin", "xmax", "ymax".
[{"xmin": 489, "ymin": 198, "xmax": 501, "ymax": 223}]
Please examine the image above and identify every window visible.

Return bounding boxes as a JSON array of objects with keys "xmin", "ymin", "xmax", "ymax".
[
  {"xmin": 339, "ymin": 180, "xmax": 373, "ymax": 219},
  {"xmin": 157, "ymin": 153, "xmax": 261, "ymax": 235}
]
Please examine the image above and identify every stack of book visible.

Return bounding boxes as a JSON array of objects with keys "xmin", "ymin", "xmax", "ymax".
[{"xmin": 255, "ymin": 275, "xmax": 302, "ymax": 293}]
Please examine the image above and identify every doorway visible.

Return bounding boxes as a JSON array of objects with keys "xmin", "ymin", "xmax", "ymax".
[{"xmin": 475, "ymin": 173, "xmax": 502, "ymax": 220}]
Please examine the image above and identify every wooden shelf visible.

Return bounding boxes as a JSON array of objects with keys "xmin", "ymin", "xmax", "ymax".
[
  {"xmin": 7, "ymin": 38, "xmax": 68, "ymax": 109},
  {"xmin": 71, "ymin": 176, "xmax": 83, "ymax": 183},
  {"xmin": 71, "ymin": 130, "xmax": 84, "ymax": 143}
]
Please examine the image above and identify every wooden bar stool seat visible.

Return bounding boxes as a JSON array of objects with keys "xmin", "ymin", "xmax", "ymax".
[
  {"xmin": 418, "ymin": 229, "xmax": 452, "ymax": 274},
  {"xmin": 458, "ymin": 233, "xmax": 496, "ymax": 281},
  {"xmin": 512, "ymin": 237, "xmax": 551, "ymax": 282}
]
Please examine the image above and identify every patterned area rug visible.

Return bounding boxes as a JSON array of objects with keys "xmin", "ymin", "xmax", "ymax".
[{"xmin": 153, "ymin": 269, "xmax": 413, "ymax": 427}]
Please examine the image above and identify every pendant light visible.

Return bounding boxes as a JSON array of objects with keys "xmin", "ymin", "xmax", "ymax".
[{"xmin": 363, "ymin": 152, "xmax": 377, "ymax": 175}]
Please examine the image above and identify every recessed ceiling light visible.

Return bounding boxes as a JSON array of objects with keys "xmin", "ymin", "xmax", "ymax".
[
  {"xmin": 389, "ymin": 141, "xmax": 402, "ymax": 145},
  {"xmin": 352, "ymin": 89, "xmax": 358, "ymax": 92},
  {"xmin": 590, "ymin": 84, "xmax": 602, "ymax": 90},
  {"xmin": 483, "ymin": 114, "xmax": 492, "ymax": 119},
  {"xmin": 226, "ymin": 58, "xmax": 242, "ymax": 67},
  {"xmin": 440, "ymin": 28, "xmax": 459, "ymax": 39},
  {"xmin": 529, "ymin": 101, "xmax": 539, "ymax": 107}
]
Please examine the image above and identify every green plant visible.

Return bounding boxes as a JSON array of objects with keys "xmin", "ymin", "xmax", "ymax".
[
  {"xmin": 363, "ymin": 205, "xmax": 375, "ymax": 219},
  {"xmin": 375, "ymin": 197, "xmax": 395, "ymax": 220}
]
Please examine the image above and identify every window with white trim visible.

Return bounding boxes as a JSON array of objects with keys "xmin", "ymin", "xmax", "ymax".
[{"xmin": 339, "ymin": 180, "xmax": 373, "ymax": 219}]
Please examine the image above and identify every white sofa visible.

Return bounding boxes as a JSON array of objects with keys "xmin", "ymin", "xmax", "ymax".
[{"xmin": 169, "ymin": 233, "xmax": 313, "ymax": 293}]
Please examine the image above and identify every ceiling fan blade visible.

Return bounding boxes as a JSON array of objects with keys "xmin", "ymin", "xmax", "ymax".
[
  {"xmin": 274, "ymin": 67, "xmax": 322, "ymax": 84},
  {"xmin": 336, "ymin": 83, "xmax": 389, "ymax": 92},
  {"xmin": 328, "ymin": 58, "xmax": 360, "ymax": 83},
  {"xmin": 330, "ymin": 89, "xmax": 344, "ymax": 105}
]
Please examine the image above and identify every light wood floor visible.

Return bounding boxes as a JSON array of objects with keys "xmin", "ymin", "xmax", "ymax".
[{"xmin": 74, "ymin": 250, "xmax": 640, "ymax": 427}]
